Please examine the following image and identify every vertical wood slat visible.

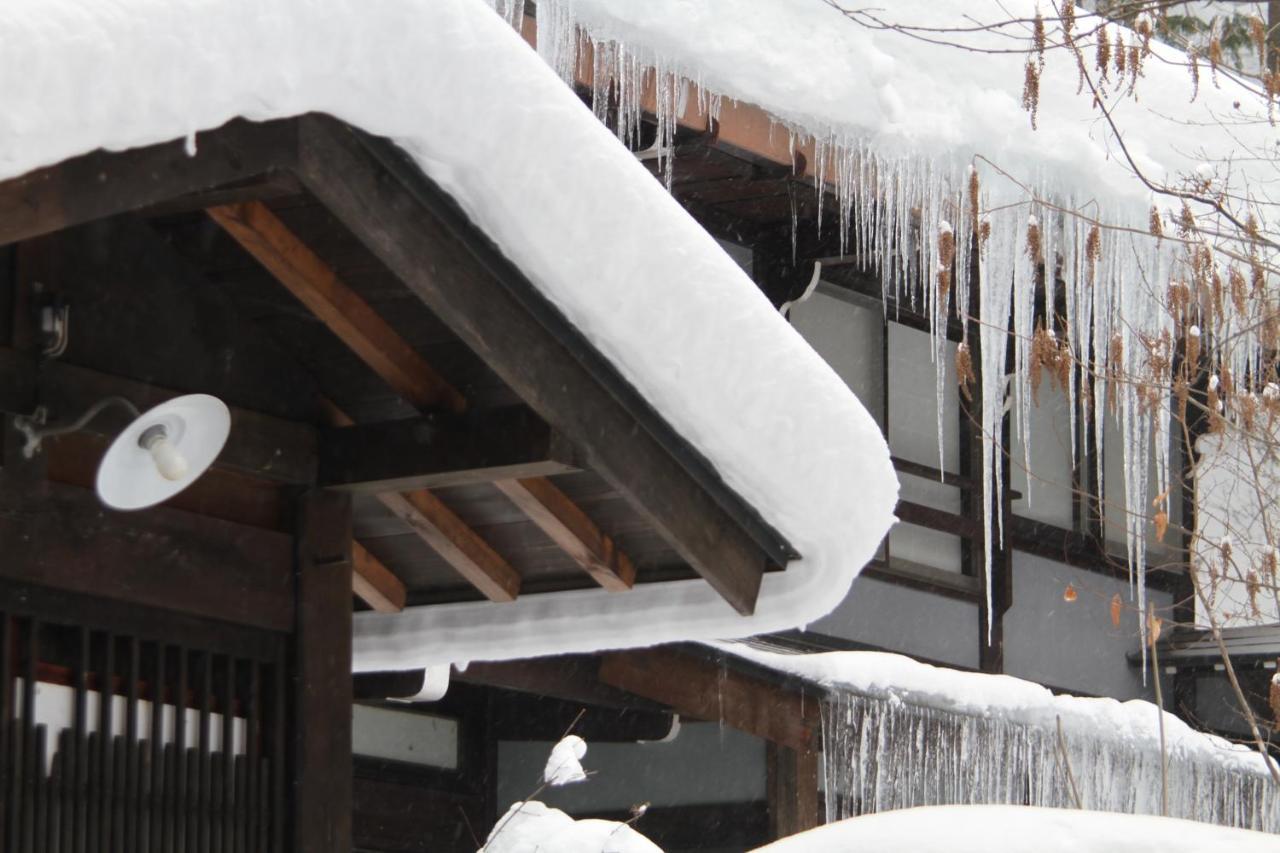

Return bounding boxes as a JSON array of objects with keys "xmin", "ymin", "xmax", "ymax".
[
  {"xmin": 270, "ymin": 657, "xmax": 285, "ymax": 853},
  {"xmin": 18, "ymin": 620, "xmax": 38, "ymax": 852},
  {"xmin": 34, "ymin": 725, "xmax": 48, "ymax": 853},
  {"xmin": 246, "ymin": 661, "xmax": 260, "ymax": 853},
  {"xmin": 198, "ymin": 651, "xmax": 212, "ymax": 853},
  {"xmin": 59, "ymin": 728, "xmax": 73, "ymax": 852},
  {"xmin": 0, "ymin": 612, "xmax": 11, "ymax": 853},
  {"xmin": 74, "ymin": 627, "xmax": 87, "ymax": 853},
  {"xmin": 175, "ymin": 646, "xmax": 188, "ymax": 853},
  {"xmin": 149, "ymin": 645, "xmax": 165, "ymax": 853},
  {"xmin": 98, "ymin": 633, "xmax": 115, "ymax": 853},
  {"xmin": 222, "ymin": 656, "xmax": 235, "ymax": 853},
  {"xmin": 124, "ymin": 637, "xmax": 140, "ymax": 853}
]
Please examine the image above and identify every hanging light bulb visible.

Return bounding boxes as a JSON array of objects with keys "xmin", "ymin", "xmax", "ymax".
[{"xmin": 138, "ymin": 425, "xmax": 190, "ymax": 481}]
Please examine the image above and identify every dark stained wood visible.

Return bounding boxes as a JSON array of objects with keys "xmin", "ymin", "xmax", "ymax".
[
  {"xmin": 598, "ymin": 647, "xmax": 819, "ymax": 751},
  {"xmin": 296, "ymin": 116, "xmax": 780, "ymax": 615},
  {"xmin": 292, "ymin": 490, "xmax": 354, "ymax": 853},
  {"xmin": 766, "ymin": 742, "xmax": 820, "ymax": 840},
  {"xmin": 375, "ymin": 490, "xmax": 521, "ymax": 603},
  {"xmin": 207, "ymin": 200, "xmax": 466, "ymax": 414},
  {"xmin": 0, "ymin": 119, "xmax": 297, "ymax": 248},
  {"xmin": 352, "ymin": 541, "xmax": 408, "ymax": 614},
  {"xmin": 0, "ymin": 477, "xmax": 294, "ymax": 633},
  {"xmin": 0, "ymin": 348, "xmax": 316, "ymax": 486},
  {"xmin": 457, "ymin": 655, "xmax": 668, "ymax": 714},
  {"xmin": 494, "ymin": 477, "xmax": 636, "ymax": 591},
  {"xmin": 44, "ymin": 430, "xmax": 289, "ymax": 532},
  {"xmin": 320, "ymin": 408, "xmax": 579, "ymax": 494},
  {"xmin": 19, "ymin": 214, "xmax": 317, "ymax": 421}
]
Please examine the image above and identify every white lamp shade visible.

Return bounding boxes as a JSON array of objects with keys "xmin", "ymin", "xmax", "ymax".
[{"xmin": 95, "ymin": 394, "xmax": 231, "ymax": 511}]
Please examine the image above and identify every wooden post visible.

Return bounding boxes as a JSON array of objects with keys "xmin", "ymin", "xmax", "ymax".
[
  {"xmin": 292, "ymin": 490, "xmax": 353, "ymax": 852},
  {"xmin": 766, "ymin": 742, "xmax": 820, "ymax": 841}
]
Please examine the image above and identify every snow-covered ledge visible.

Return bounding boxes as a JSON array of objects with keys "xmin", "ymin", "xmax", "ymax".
[{"xmin": 0, "ymin": 0, "xmax": 897, "ymax": 668}]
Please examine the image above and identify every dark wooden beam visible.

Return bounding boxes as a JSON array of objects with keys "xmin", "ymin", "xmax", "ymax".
[
  {"xmin": 137, "ymin": 170, "xmax": 303, "ymax": 217},
  {"xmin": 766, "ymin": 742, "xmax": 820, "ymax": 840},
  {"xmin": 0, "ymin": 475, "xmax": 294, "ymax": 632},
  {"xmin": 319, "ymin": 408, "xmax": 578, "ymax": 494},
  {"xmin": 0, "ymin": 347, "xmax": 317, "ymax": 485},
  {"xmin": 494, "ymin": 477, "xmax": 636, "ymax": 591},
  {"xmin": 352, "ymin": 541, "xmax": 407, "ymax": 613},
  {"xmin": 598, "ymin": 647, "xmax": 818, "ymax": 751},
  {"xmin": 207, "ymin": 200, "xmax": 466, "ymax": 415},
  {"xmin": 456, "ymin": 655, "xmax": 668, "ymax": 714},
  {"xmin": 0, "ymin": 118, "xmax": 297, "ymax": 247},
  {"xmin": 296, "ymin": 116, "xmax": 786, "ymax": 615},
  {"xmin": 293, "ymin": 490, "xmax": 354, "ymax": 853}
]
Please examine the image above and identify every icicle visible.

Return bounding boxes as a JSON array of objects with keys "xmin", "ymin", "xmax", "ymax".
[{"xmin": 821, "ymin": 687, "xmax": 1279, "ymax": 830}]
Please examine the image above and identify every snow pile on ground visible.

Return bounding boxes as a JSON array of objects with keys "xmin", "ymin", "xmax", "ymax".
[
  {"xmin": 481, "ymin": 801, "xmax": 661, "ymax": 853},
  {"xmin": 720, "ymin": 643, "xmax": 1274, "ymax": 779},
  {"xmin": 753, "ymin": 805, "xmax": 1279, "ymax": 852},
  {"xmin": 0, "ymin": 0, "xmax": 897, "ymax": 667},
  {"xmin": 544, "ymin": 735, "xmax": 589, "ymax": 786}
]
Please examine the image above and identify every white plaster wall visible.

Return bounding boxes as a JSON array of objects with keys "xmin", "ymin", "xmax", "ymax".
[
  {"xmin": 811, "ymin": 575, "xmax": 981, "ymax": 670},
  {"xmin": 789, "ymin": 289, "xmax": 884, "ymax": 429},
  {"xmin": 1003, "ymin": 552, "xmax": 1171, "ymax": 700},
  {"xmin": 497, "ymin": 722, "xmax": 765, "ymax": 812}
]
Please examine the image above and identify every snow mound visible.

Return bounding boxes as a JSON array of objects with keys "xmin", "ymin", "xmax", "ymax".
[
  {"xmin": 754, "ymin": 805, "xmax": 1278, "ymax": 852},
  {"xmin": 481, "ymin": 801, "xmax": 661, "ymax": 853},
  {"xmin": 543, "ymin": 734, "xmax": 588, "ymax": 786}
]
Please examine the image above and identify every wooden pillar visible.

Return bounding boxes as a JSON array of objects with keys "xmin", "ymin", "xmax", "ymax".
[
  {"xmin": 766, "ymin": 742, "xmax": 820, "ymax": 840},
  {"xmin": 292, "ymin": 490, "xmax": 353, "ymax": 852}
]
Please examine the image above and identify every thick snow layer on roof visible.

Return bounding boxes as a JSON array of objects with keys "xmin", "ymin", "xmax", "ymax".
[
  {"xmin": 537, "ymin": 0, "xmax": 1266, "ymax": 207},
  {"xmin": 482, "ymin": 801, "xmax": 661, "ymax": 853},
  {"xmin": 0, "ymin": 0, "xmax": 897, "ymax": 667},
  {"xmin": 720, "ymin": 643, "xmax": 1274, "ymax": 780},
  {"xmin": 754, "ymin": 805, "xmax": 1279, "ymax": 853}
]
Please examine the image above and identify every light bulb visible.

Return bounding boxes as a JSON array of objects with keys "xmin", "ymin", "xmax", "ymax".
[{"xmin": 146, "ymin": 434, "xmax": 189, "ymax": 481}]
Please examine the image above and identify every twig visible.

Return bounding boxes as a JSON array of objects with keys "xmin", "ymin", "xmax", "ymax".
[
  {"xmin": 1055, "ymin": 715, "xmax": 1084, "ymax": 809},
  {"xmin": 1149, "ymin": 604, "xmax": 1170, "ymax": 817}
]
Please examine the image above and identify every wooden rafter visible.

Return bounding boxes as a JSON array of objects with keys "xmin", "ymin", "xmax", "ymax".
[
  {"xmin": 212, "ymin": 194, "xmax": 640, "ymax": 600},
  {"xmin": 376, "ymin": 489, "xmax": 520, "ymax": 603},
  {"xmin": 208, "ymin": 200, "xmax": 467, "ymax": 415},
  {"xmin": 494, "ymin": 478, "xmax": 636, "ymax": 591},
  {"xmin": 352, "ymin": 541, "xmax": 407, "ymax": 614}
]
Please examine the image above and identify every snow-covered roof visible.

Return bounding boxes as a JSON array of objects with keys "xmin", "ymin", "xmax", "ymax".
[
  {"xmin": 525, "ymin": 0, "xmax": 1266, "ymax": 210},
  {"xmin": 720, "ymin": 643, "xmax": 1275, "ymax": 780},
  {"xmin": 0, "ymin": 0, "xmax": 898, "ymax": 667}
]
